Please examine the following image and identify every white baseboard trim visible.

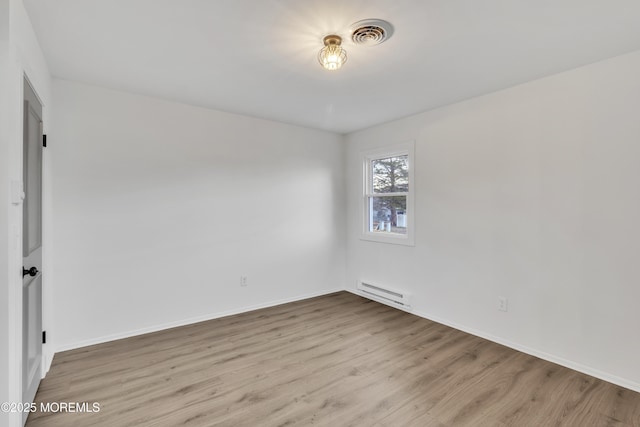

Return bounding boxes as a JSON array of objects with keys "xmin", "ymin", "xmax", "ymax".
[
  {"xmin": 347, "ymin": 289, "xmax": 640, "ymax": 393},
  {"xmin": 56, "ymin": 288, "xmax": 343, "ymax": 353},
  {"xmin": 42, "ymin": 347, "xmax": 54, "ymax": 376}
]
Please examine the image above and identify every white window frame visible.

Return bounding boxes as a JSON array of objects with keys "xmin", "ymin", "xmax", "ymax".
[{"xmin": 361, "ymin": 141, "xmax": 415, "ymax": 246}]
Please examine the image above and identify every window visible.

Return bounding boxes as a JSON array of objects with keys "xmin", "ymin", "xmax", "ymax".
[{"xmin": 362, "ymin": 142, "xmax": 414, "ymax": 245}]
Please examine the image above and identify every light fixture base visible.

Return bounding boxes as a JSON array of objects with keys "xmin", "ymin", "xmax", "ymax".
[{"xmin": 323, "ymin": 35, "xmax": 342, "ymax": 46}]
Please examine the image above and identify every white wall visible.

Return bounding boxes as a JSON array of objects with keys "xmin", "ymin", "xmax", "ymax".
[
  {"xmin": 0, "ymin": 0, "xmax": 12, "ymax": 418},
  {"xmin": 52, "ymin": 79, "xmax": 346, "ymax": 350},
  {"xmin": 0, "ymin": 1, "xmax": 52, "ymax": 426},
  {"xmin": 346, "ymin": 50, "xmax": 640, "ymax": 391}
]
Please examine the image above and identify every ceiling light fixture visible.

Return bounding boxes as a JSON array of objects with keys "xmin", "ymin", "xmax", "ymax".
[{"xmin": 318, "ymin": 35, "xmax": 347, "ymax": 71}]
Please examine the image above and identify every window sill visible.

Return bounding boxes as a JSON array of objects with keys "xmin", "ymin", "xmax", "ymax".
[{"xmin": 360, "ymin": 232, "xmax": 415, "ymax": 246}]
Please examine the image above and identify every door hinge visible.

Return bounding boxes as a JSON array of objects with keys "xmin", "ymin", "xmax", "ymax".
[
  {"xmin": 42, "ymin": 331, "xmax": 47, "ymax": 344},
  {"xmin": 43, "ymin": 134, "xmax": 47, "ymax": 147}
]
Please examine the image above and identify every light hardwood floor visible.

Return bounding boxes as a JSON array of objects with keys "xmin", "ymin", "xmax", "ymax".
[{"xmin": 27, "ymin": 292, "xmax": 640, "ymax": 426}]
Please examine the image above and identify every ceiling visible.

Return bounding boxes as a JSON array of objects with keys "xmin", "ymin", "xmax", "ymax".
[{"xmin": 24, "ymin": 0, "xmax": 640, "ymax": 134}]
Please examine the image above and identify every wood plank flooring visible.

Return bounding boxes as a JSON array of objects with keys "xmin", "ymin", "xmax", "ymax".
[{"xmin": 27, "ymin": 292, "xmax": 640, "ymax": 426}]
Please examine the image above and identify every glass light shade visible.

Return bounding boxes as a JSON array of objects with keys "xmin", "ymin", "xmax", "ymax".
[{"xmin": 318, "ymin": 35, "xmax": 347, "ymax": 71}]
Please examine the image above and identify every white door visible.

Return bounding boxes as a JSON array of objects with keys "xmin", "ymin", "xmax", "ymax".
[{"xmin": 22, "ymin": 78, "xmax": 43, "ymax": 422}]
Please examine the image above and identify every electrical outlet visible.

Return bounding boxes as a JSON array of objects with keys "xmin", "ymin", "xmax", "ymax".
[
  {"xmin": 498, "ymin": 296, "xmax": 508, "ymax": 312},
  {"xmin": 240, "ymin": 276, "xmax": 248, "ymax": 287}
]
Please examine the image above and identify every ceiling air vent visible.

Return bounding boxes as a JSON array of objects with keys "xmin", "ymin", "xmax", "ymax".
[{"xmin": 351, "ymin": 19, "xmax": 394, "ymax": 46}]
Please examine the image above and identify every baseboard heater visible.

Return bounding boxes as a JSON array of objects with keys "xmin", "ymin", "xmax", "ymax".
[{"xmin": 357, "ymin": 280, "xmax": 411, "ymax": 309}]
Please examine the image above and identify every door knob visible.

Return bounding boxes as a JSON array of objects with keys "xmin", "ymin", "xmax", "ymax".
[{"xmin": 23, "ymin": 266, "xmax": 38, "ymax": 277}]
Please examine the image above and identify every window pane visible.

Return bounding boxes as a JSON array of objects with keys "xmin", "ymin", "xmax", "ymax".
[
  {"xmin": 372, "ymin": 155, "xmax": 408, "ymax": 193},
  {"xmin": 369, "ymin": 196, "xmax": 407, "ymax": 235}
]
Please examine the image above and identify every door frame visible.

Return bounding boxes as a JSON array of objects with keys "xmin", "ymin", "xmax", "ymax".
[
  {"xmin": 1, "ymin": 20, "xmax": 52, "ymax": 427},
  {"xmin": 6, "ymin": 72, "xmax": 50, "ymax": 426},
  {"xmin": 21, "ymin": 76, "xmax": 44, "ymax": 420}
]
